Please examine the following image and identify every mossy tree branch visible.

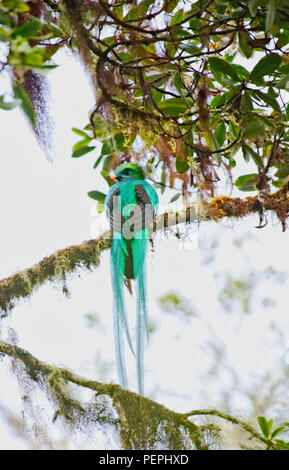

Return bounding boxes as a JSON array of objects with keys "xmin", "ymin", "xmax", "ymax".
[
  {"xmin": 0, "ymin": 231, "xmax": 111, "ymax": 314},
  {"xmin": 183, "ymin": 410, "xmax": 277, "ymax": 450},
  {"xmin": 0, "ymin": 186, "xmax": 288, "ymax": 315},
  {"xmin": 0, "ymin": 339, "xmax": 213, "ymax": 449},
  {"xmin": 0, "ymin": 339, "xmax": 275, "ymax": 450}
]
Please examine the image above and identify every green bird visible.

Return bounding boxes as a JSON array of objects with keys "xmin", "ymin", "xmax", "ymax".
[{"xmin": 105, "ymin": 162, "xmax": 159, "ymax": 395}]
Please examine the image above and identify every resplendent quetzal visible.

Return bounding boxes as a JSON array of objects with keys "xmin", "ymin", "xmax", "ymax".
[{"xmin": 105, "ymin": 163, "xmax": 158, "ymax": 395}]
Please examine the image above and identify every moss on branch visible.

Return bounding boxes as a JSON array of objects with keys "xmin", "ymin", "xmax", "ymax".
[
  {"xmin": 183, "ymin": 409, "xmax": 277, "ymax": 450},
  {"xmin": 0, "ymin": 187, "xmax": 288, "ymax": 315},
  {"xmin": 0, "ymin": 230, "xmax": 111, "ymax": 313},
  {"xmin": 0, "ymin": 339, "xmax": 214, "ymax": 449},
  {"xmin": 0, "ymin": 339, "xmax": 277, "ymax": 449}
]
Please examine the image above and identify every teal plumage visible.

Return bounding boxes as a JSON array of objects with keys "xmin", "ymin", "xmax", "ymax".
[{"xmin": 105, "ymin": 163, "xmax": 158, "ymax": 395}]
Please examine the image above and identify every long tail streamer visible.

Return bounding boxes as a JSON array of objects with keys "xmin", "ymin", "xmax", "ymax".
[
  {"xmin": 111, "ymin": 236, "xmax": 134, "ymax": 389},
  {"xmin": 132, "ymin": 231, "xmax": 149, "ymax": 396}
]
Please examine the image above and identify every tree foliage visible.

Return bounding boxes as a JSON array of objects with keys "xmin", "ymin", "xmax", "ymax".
[{"xmin": 1, "ymin": 0, "xmax": 289, "ymax": 211}]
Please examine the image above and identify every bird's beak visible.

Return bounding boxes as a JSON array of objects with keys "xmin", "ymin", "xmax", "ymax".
[{"xmin": 110, "ymin": 174, "xmax": 118, "ymax": 185}]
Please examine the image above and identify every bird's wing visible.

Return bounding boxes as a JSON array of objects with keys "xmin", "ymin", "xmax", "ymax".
[
  {"xmin": 126, "ymin": 183, "xmax": 156, "ymax": 233},
  {"xmin": 106, "ymin": 186, "xmax": 127, "ymax": 233}
]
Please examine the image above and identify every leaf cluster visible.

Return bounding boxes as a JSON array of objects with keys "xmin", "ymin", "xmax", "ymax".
[{"xmin": 1, "ymin": 1, "xmax": 289, "ymax": 204}]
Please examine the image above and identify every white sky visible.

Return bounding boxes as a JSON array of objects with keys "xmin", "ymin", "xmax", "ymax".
[{"xmin": 0, "ymin": 49, "xmax": 289, "ymax": 449}]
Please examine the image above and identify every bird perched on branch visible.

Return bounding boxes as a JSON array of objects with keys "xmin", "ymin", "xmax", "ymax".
[{"xmin": 105, "ymin": 163, "xmax": 158, "ymax": 395}]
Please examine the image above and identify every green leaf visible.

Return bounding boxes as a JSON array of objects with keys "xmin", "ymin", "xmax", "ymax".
[
  {"xmin": 170, "ymin": 193, "xmax": 181, "ymax": 203},
  {"xmin": 173, "ymin": 73, "xmax": 191, "ymax": 108},
  {"xmin": 254, "ymin": 113, "xmax": 274, "ymax": 128},
  {"xmin": 229, "ymin": 158, "xmax": 236, "ymax": 168},
  {"xmin": 12, "ymin": 80, "xmax": 36, "ymax": 125},
  {"xmin": 151, "ymin": 88, "xmax": 163, "ymax": 104},
  {"xmin": 72, "ymin": 146, "xmax": 96, "ymax": 158},
  {"xmin": 124, "ymin": 0, "xmax": 154, "ymax": 19},
  {"xmin": 101, "ymin": 133, "xmax": 134, "ymax": 155},
  {"xmin": 102, "ymin": 154, "xmax": 114, "ymax": 172},
  {"xmin": 0, "ymin": 95, "xmax": 22, "ymax": 110},
  {"xmin": 179, "ymin": 43, "xmax": 201, "ymax": 55},
  {"xmin": 43, "ymin": 24, "xmax": 64, "ymax": 38},
  {"xmin": 276, "ymin": 31, "xmax": 289, "ymax": 48},
  {"xmin": 271, "ymin": 427, "xmax": 285, "ymax": 439},
  {"xmin": 96, "ymin": 201, "xmax": 105, "ymax": 213},
  {"xmin": 31, "ymin": 64, "xmax": 57, "ymax": 71},
  {"xmin": 275, "ymin": 74, "xmax": 289, "ymax": 90},
  {"xmin": 240, "ymin": 91, "xmax": 253, "ymax": 111},
  {"xmin": 209, "ymin": 57, "xmax": 239, "ymax": 81},
  {"xmin": 274, "ymin": 440, "xmax": 289, "ymax": 450},
  {"xmin": 275, "ymin": 151, "xmax": 289, "ymax": 179},
  {"xmin": 12, "ymin": 20, "xmax": 41, "ymax": 38},
  {"xmin": 14, "ymin": 49, "xmax": 46, "ymax": 68},
  {"xmin": 0, "ymin": 12, "xmax": 11, "ymax": 26},
  {"xmin": 173, "ymin": 73, "xmax": 187, "ymax": 93},
  {"xmin": 87, "ymin": 190, "xmax": 106, "ymax": 203},
  {"xmin": 232, "ymin": 7, "xmax": 247, "ymax": 18},
  {"xmin": 286, "ymin": 103, "xmax": 289, "ymax": 120},
  {"xmin": 145, "ymin": 72, "xmax": 168, "ymax": 85},
  {"xmin": 72, "ymin": 137, "xmax": 92, "ymax": 152},
  {"xmin": 176, "ymin": 155, "xmax": 189, "ymax": 174},
  {"xmin": 215, "ymin": 121, "xmax": 226, "ymax": 147},
  {"xmin": 276, "ymin": 165, "xmax": 289, "ymax": 180},
  {"xmin": 205, "ymin": 131, "xmax": 219, "ymax": 152},
  {"xmin": 160, "ymin": 165, "xmax": 166, "ymax": 194},
  {"xmin": 253, "ymin": 90, "xmax": 280, "ymax": 112},
  {"xmin": 72, "ymin": 127, "xmax": 90, "ymax": 138},
  {"xmin": 239, "ymin": 31, "xmax": 253, "ymax": 58},
  {"xmin": 265, "ymin": 0, "xmax": 276, "ymax": 32},
  {"xmin": 135, "ymin": 0, "xmax": 154, "ymax": 15},
  {"xmin": 10, "ymin": 2, "xmax": 30, "ymax": 13},
  {"xmin": 258, "ymin": 416, "xmax": 270, "ymax": 438},
  {"xmin": 159, "ymin": 98, "xmax": 188, "ymax": 116},
  {"xmin": 251, "ymin": 54, "xmax": 282, "ymax": 81},
  {"xmin": 248, "ymin": 0, "xmax": 259, "ymax": 16},
  {"xmin": 93, "ymin": 155, "xmax": 103, "ymax": 169},
  {"xmin": 211, "ymin": 90, "xmax": 234, "ymax": 107},
  {"xmin": 267, "ymin": 419, "xmax": 274, "ymax": 436},
  {"xmin": 233, "ymin": 64, "xmax": 250, "ymax": 79},
  {"xmin": 189, "ymin": 19, "xmax": 202, "ymax": 30},
  {"xmin": 228, "ymin": 120, "xmax": 239, "ymax": 138},
  {"xmin": 242, "ymin": 145, "xmax": 250, "ymax": 162},
  {"xmin": 268, "ymin": 85, "xmax": 279, "ymax": 97},
  {"xmin": 235, "ymin": 173, "xmax": 258, "ymax": 191},
  {"xmin": 164, "ymin": 0, "xmax": 178, "ymax": 13},
  {"xmin": 170, "ymin": 9, "xmax": 184, "ymax": 26},
  {"xmin": 243, "ymin": 119, "xmax": 265, "ymax": 138},
  {"xmin": 243, "ymin": 144, "xmax": 264, "ymax": 168}
]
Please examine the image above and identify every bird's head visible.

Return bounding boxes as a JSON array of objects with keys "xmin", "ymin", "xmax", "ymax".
[{"xmin": 112, "ymin": 163, "xmax": 146, "ymax": 182}]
